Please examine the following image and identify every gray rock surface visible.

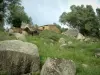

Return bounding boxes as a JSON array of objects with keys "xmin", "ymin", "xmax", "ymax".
[
  {"xmin": 0, "ymin": 40, "xmax": 40, "ymax": 75},
  {"xmin": 13, "ymin": 33, "xmax": 26, "ymax": 41},
  {"xmin": 41, "ymin": 58, "xmax": 76, "ymax": 75},
  {"xmin": 22, "ymin": 31, "xmax": 28, "ymax": 36},
  {"xmin": 62, "ymin": 29, "xmax": 79, "ymax": 37},
  {"xmin": 77, "ymin": 33, "xmax": 85, "ymax": 40},
  {"xmin": 59, "ymin": 38, "xmax": 66, "ymax": 45}
]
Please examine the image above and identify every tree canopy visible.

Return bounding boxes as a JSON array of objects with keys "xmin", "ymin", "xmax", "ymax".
[
  {"xmin": 0, "ymin": 0, "xmax": 3, "ymax": 28},
  {"xmin": 59, "ymin": 5, "xmax": 100, "ymax": 37},
  {"xmin": 4, "ymin": 0, "xmax": 33, "ymax": 28}
]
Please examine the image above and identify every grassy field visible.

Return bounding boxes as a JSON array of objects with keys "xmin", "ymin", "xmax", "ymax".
[
  {"xmin": 26, "ymin": 30, "xmax": 100, "ymax": 75},
  {"xmin": 0, "ymin": 30, "xmax": 100, "ymax": 75},
  {"xmin": 0, "ymin": 30, "xmax": 16, "ymax": 41}
]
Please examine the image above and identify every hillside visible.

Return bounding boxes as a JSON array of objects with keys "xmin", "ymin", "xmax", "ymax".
[
  {"xmin": 26, "ymin": 30, "xmax": 100, "ymax": 75},
  {"xmin": 0, "ymin": 30, "xmax": 100, "ymax": 75}
]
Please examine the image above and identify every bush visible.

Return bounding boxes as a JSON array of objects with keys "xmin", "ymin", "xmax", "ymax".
[{"xmin": 39, "ymin": 30, "xmax": 61, "ymax": 41}]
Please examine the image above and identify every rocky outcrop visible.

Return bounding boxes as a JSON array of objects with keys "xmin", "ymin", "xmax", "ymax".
[
  {"xmin": 0, "ymin": 40, "xmax": 40, "ymax": 75},
  {"xmin": 41, "ymin": 58, "xmax": 76, "ymax": 75},
  {"xmin": 22, "ymin": 31, "xmax": 28, "ymax": 36},
  {"xmin": 62, "ymin": 29, "xmax": 79, "ymax": 37}
]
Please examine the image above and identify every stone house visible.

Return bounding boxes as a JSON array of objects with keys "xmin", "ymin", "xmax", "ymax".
[{"xmin": 38, "ymin": 24, "xmax": 61, "ymax": 33}]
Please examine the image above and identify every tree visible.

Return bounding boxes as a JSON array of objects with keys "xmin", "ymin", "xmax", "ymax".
[
  {"xmin": 53, "ymin": 23, "xmax": 67, "ymax": 32},
  {"xmin": 96, "ymin": 8, "xmax": 100, "ymax": 37},
  {"xmin": 59, "ymin": 5, "xmax": 99, "ymax": 37},
  {"xmin": 96, "ymin": 8, "xmax": 100, "ymax": 25},
  {"xmin": 4, "ymin": 0, "xmax": 33, "ymax": 28},
  {"xmin": 0, "ymin": 0, "xmax": 3, "ymax": 28}
]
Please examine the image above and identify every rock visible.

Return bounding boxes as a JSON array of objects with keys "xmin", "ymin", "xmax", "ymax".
[
  {"xmin": 77, "ymin": 33, "xmax": 85, "ymax": 40},
  {"xmin": 84, "ymin": 38, "xmax": 90, "ymax": 42},
  {"xmin": 59, "ymin": 38, "xmax": 66, "ymax": 44},
  {"xmin": 41, "ymin": 58, "xmax": 76, "ymax": 75},
  {"xmin": 94, "ymin": 48, "xmax": 100, "ymax": 58},
  {"xmin": 13, "ymin": 33, "xmax": 26, "ymax": 41},
  {"xmin": 50, "ymin": 43, "xmax": 53, "ymax": 46},
  {"xmin": 68, "ymin": 41, "xmax": 72, "ymax": 45},
  {"xmin": 0, "ymin": 40, "xmax": 40, "ymax": 75},
  {"xmin": 95, "ymin": 53, "xmax": 100, "ymax": 58},
  {"xmin": 62, "ymin": 28, "xmax": 79, "ymax": 37},
  {"xmin": 60, "ymin": 44, "xmax": 67, "ymax": 49},
  {"xmin": 8, "ymin": 28, "xmax": 14, "ymax": 36},
  {"xmin": 82, "ymin": 64, "xmax": 88, "ymax": 68},
  {"xmin": 22, "ymin": 31, "xmax": 28, "ymax": 36}
]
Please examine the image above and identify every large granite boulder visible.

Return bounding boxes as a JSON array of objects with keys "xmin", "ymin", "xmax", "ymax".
[
  {"xmin": 41, "ymin": 58, "xmax": 76, "ymax": 75},
  {"xmin": 0, "ymin": 40, "xmax": 40, "ymax": 75},
  {"xmin": 62, "ymin": 29, "xmax": 79, "ymax": 37}
]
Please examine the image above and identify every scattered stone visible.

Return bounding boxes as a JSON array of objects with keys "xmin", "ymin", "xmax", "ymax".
[
  {"xmin": 41, "ymin": 57, "xmax": 76, "ymax": 75},
  {"xmin": 50, "ymin": 39, "xmax": 54, "ymax": 43},
  {"xmin": 68, "ymin": 41, "xmax": 73, "ymax": 45},
  {"xmin": 82, "ymin": 64, "xmax": 88, "ymax": 68},
  {"xmin": 22, "ymin": 30, "xmax": 28, "ymax": 36},
  {"xmin": 77, "ymin": 33, "xmax": 85, "ymax": 40},
  {"xmin": 8, "ymin": 28, "xmax": 14, "ymax": 36},
  {"xmin": 13, "ymin": 33, "xmax": 26, "ymax": 41},
  {"xmin": 59, "ymin": 38, "xmax": 66, "ymax": 44},
  {"xmin": 0, "ymin": 40, "xmax": 40, "ymax": 75},
  {"xmin": 60, "ymin": 44, "xmax": 67, "ymax": 49}
]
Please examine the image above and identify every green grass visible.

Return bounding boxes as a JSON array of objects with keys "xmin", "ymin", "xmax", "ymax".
[
  {"xmin": 0, "ymin": 30, "xmax": 16, "ymax": 41},
  {"xmin": 0, "ymin": 29, "xmax": 100, "ymax": 75},
  {"xmin": 26, "ymin": 30, "xmax": 100, "ymax": 75}
]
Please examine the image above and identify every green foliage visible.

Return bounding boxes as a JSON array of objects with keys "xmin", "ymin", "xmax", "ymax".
[
  {"xmin": 53, "ymin": 23, "xmax": 61, "ymax": 30},
  {"xmin": 59, "ymin": 5, "xmax": 100, "ymax": 37},
  {"xmin": 39, "ymin": 30, "xmax": 61, "ymax": 41},
  {"xmin": 4, "ymin": 0, "xmax": 33, "ymax": 27},
  {"xmin": 0, "ymin": 71, "xmax": 7, "ymax": 75},
  {"xmin": 61, "ymin": 28, "xmax": 68, "ymax": 32},
  {"xmin": 8, "ymin": 3, "xmax": 32, "ymax": 27},
  {"xmin": 34, "ymin": 24, "xmax": 39, "ymax": 29},
  {"xmin": 0, "ymin": 30, "xmax": 16, "ymax": 41},
  {"xmin": 26, "ymin": 31, "xmax": 100, "ymax": 75},
  {"xmin": 12, "ymin": 18, "xmax": 21, "ymax": 28},
  {"xmin": 0, "ymin": 0, "xmax": 3, "ymax": 28},
  {"xmin": 53, "ymin": 23, "xmax": 68, "ymax": 32},
  {"xmin": 0, "ymin": 30, "xmax": 100, "ymax": 75}
]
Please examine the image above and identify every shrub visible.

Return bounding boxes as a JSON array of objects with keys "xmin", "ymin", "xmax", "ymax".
[{"xmin": 39, "ymin": 30, "xmax": 61, "ymax": 41}]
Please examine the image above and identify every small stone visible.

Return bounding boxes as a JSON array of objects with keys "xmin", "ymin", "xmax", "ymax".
[
  {"xmin": 59, "ymin": 38, "xmax": 66, "ymax": 44},
  {"xmin": 68, "ymin": 41, "xmax": 72, "ymax": 45},
  {"xmin": 82, "ymin": 64, "xmax": 88, "ymax": 68}
]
